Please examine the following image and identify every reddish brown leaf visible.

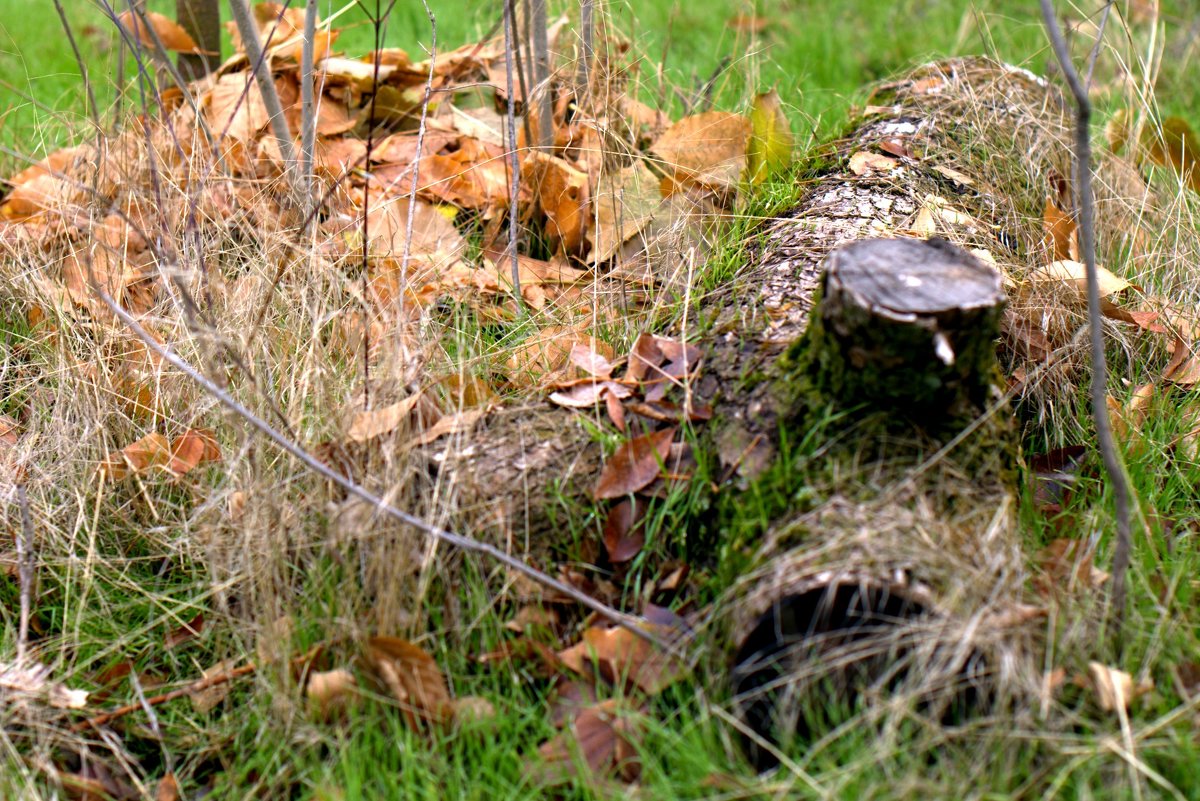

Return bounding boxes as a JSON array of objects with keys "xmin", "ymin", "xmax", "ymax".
[
  {"xmin": 155, "ymin": 773, "xmax": 180, "ymax": 801},
  {"xmin": 1042, "ymin": 198, "xmax": 1078, "ymax": 261},
  {"xmin": 1036, "ymin": 538, "xmax": 1109, "ymax": 595},
  {"xmin": 164, "ymin": 612, "xmax": 205, "ymax": 649},
  {"xmin": 603, "ymin": 498, "xmax": 648, "ymax": 563},
  {"xmin": 365, "ymin": 636, "xmax": 453, "ymax": 727},
  {"xmin": 593, "ymin": 428, "xmax": 676, "ymax": 500},
  {"xmin": 533, "ymin": 700, "xmax": 641, "ymax": 785}
]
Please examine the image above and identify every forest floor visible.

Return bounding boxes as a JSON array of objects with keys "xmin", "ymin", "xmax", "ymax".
[{"xmin": 2, "ymin": 1, "xmax": 1200, "ymax": 799}]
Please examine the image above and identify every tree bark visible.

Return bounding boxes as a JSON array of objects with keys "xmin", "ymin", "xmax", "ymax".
[
  {"xmin": 176, "ymin": 0, "xmax": 222, "ymax": 81},
  {"xmin": 418, "ymin": 58, "xmax": 1080, "ymax": 545}
]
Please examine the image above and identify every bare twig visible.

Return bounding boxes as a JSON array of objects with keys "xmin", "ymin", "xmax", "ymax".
[
  {"xmin": 299, "ymin": 0, "xmax": 318, "ymax": 214},
  {"xmin": 228, "ymin": 0, "xmax": 298, "ymax": 189},
  {"xmin": 52, "ymin": 0, "xmax": 100, "ymax": 133},
  {"xmin": 400, "ymin": 1, "xmax": 438, "ymax": 290},
  {"xmin": 89, "ymin": 288, "xmax": 664, "ymax": 648},
  {"xmin": 72, "ymin": 646, "xmax": 323, "ymax": 732},
  {"xmin": 503, "ymin": 0, "xmax": 524, "ymax": 306},
  {"xmin": 1039, "ymin": 0, "xmax": 1133, "ymax": 640},
  {"xmin": 530, "ymin": 0, "xmax": 554, "ymax": 150},
  {"xmin": 15, "ymin": 486, "xmax": 35, "ymax": 664},
  {"xmin": 575, "ymin": 0, "xmax": 595, "ymax": 102}
]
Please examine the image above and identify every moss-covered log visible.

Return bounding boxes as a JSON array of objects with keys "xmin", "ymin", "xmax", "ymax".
[{"xmin": 419, "ymin": 57, "xmax": 1103, "ymax": 542}]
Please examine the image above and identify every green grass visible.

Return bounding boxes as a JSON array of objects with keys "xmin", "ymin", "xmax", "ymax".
[{"xmin": 4, "ymin": 0, "xmax": 1200, "ymax": 799}]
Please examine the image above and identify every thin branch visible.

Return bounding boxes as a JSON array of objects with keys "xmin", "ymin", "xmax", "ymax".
[
  {"xmin": 15, "ymin": 486, "xmax": 34, "ymax": 664},
  {"xmin": 1039, "ymin": 0, "xmax": 1133, "ymax": 641},
  {"xmin": 89, "ymin": 287, "xmax": 665, "ymax": 649},
  {"xmin": 228, "ymin": 0, "xmax": 299, "ymax": 193},
  {"xmin": 299, "ymin": 0, "xmax": 318, "ymax": 215},
  {"xmin": 72, "ymin": 646, "xmax": 322, "ymax": 732},
  {"xmin": 503, "ymin": 0, "xmax": 524, "ymax": 306},
  {"xmin": 52, "ymin": 0, "xmax": 101, "ymax": 133},
  {"xmin": 529, "ymin": 0, "xmax": 554, "ymax": 151}
]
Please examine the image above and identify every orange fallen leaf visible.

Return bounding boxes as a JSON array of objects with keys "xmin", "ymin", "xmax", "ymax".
[
  {"xmin": 407, "ymin": 408, "xmax": 486, "ymax": 448},
  {"xmin": 117, "ymin": 10, "xmax": 200, "ymax": 53},
  {"xmin": 168, "ymin": 429, "xmax": 221, "ymax": 476},
  {"xmin": 164, "ymin": 612, "xmax": 205, "ymax": 649},
  {"xmin": 305, "ymin": 668, "xmax": 359, "ymax": 719},
  {"xmin": 593, "ymin": 428, "xmax": 676, "ymax": 500},
  {"xmin": 1042, "ymin": 198, "xmax": 1078, "ymax": 261},
  {"xmin": 97, "ymin": 432, "xmax": 173, "ymax": 481},
  {"xmin": 557, "ymin": 622, "xmax": 683, "ymax": 694}
]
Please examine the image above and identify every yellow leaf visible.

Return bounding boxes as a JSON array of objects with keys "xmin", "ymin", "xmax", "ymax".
[
  {"xmin": 1029, "ymin": 260, "xmax": 1130, "ymax": 299},
  {"xmin": 747, "ymin": 89, "xmax": 794, "ymax": 183}
]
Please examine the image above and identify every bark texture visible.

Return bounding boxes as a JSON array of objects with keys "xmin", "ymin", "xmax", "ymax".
[{"xmin": 418, "ymin": 57, "xmax": 1082, "ymax": 544}]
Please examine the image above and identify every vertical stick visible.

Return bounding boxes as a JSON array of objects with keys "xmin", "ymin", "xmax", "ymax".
[
  {"xmin": 16, "ymin": 486, "xmax": 34, "ymax": 664},
  {"xmin": 530, "ymin": 0, "xmax": 553, "ymax": 150},
  {"xmin": 1038, "ymin": 0, "xmax": 1132, "ymax": 642},
  {"xmin": 176, "ymin": 0, "xmax": 222, "ymax": 81},
  {"xmin": 503, "ymin": 0, "xmax": 523, "ymax": 306},
  {"xmin": 300, "ymin": 0, "xmax": 318, "ymax": 216}
]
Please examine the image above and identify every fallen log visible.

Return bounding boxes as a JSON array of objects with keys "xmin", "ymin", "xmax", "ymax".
[{"xmin": 419, "ymin": 56, "xmax": 1145, "ymax": 543}]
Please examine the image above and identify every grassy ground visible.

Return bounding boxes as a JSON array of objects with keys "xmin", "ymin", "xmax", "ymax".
[{"xmin": 3, "ymin": 0, "xmax": 1200, "ymax": 799}]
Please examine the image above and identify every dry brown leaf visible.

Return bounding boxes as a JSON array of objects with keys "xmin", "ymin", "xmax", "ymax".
[
  {"xmin": 1164, "ymin": 336, "xmax": 1200, "ymax": 386},
  {"xmin": 1087, "ymin": 662, "xmax": 1153, "ymax": 712},
  {"xmin": 190, "ymin": 659, "xmax": 238, "ymax": 713},
  {"xmin": 603, "ymin": 498, "xmax": 647, "ymax": 563},
  {"xmin": 1042, "ymin": 198, "xmax": 1079, "ymax": 261},
  {"xmin": 347, "ymin": 394, "xmax": 428, "ymax": 443},
  {"xmin": 557, "ymin": 623, "xmax": 683, "ymax": 694},
  {"xmin": 206, "ymin": 73, "xmax": 271, "ymax": 142},
  {"xmin": 117, "ymin": 10, "xmax": 200, "ymax": 53},
  {"xmin": 587, "ymin": 162, "xmax": 663, "ymax": 264},
  {"xmin": 848, "ymin": 151, "xmax": 899, "ymax": 176},
  {"xmin": 406, "ymin": 408, "xmax": 486, "ymax": 448},
  {"xmin": 651, "ymin": 111, "xmax": 751, "ymax": 190},
  {"xmin": 525, "ymin": 152, "xmax": 589, "ymax": 255},
  {"xmin": 1107, "ymin": 384, "xmax": 1154, "ymax": 441},
  {"xmin": 164, "ymin": 612, "xmax": 205, "ymax": 649},
  {"xmin": 155, "ymin": 773, "xmax": 180, "ymax": 801},
  {"xmin": 593, "ymin": 428, "xmax": 676, "ymax": 500},
  {"xmin": 306, "ymin": 669, "xmax": 359, "ymax": 719},
  {"xmin": 365, "ymin": 636, "xmax": 453, "ymax": 727},
  {"xmin": 97, "ymin": 432, "xmax": 173, "ymax": 481},
  {"xmin": 533, "ymin": 699, "xmax": 641, "ymax": 785}
]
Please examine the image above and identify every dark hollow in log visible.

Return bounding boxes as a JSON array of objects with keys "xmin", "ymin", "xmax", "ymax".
[{"xmin": 810, "ymin": 237, "xmax": 1005, "ymax": 419}]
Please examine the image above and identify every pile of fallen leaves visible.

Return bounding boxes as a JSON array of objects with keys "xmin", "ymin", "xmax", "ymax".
[{"xmin": 0, "ymin": 2, "xmax": 791, "ymax": 480}]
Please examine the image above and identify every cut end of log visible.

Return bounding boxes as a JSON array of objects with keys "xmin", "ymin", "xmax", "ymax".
[{"xmin": 807, "ymin": 237, "xmax": 1006, "ymax": 419}]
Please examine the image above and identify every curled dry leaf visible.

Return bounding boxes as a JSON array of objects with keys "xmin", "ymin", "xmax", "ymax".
[
  {"xmin": 1086, "ymin": 662, "xmax": 1153, "ymax": 712},
  {"xmin": 549, "ymin": 381, "xmax": 633, "ymax": 410},
  {"xmin": 364, "ymin": 636, "xmax": 453, "ymax": 727},
  {"xmin": 0, "ymin": 662, "xmax": 89, "ymax": 709},
  {"xmin": 168, "ymin": 429, "xmax": 221, "ymax": 475},
  {"xmin": 164, "ymin": 612, "xmax": 205, "ymax": 649},
  {"xmin": 1029, "ymin": 259, "xmax": 1131, "ymax": 299},
  {"xmin": 117, "ymin": 10, "xmax": 200, "ymax": 53},
  {"xmin": 593, "ymin": 427, "xmax": 677, "ymax": 500},
  {"xmin": 1042, "ymin": 198, "xmax": 1078, "ymax": 261},
  {"xmin": 1164, "ymin": 336, "xmax": 1200, "ymax": 386},
  {"xmin": 587, "ymin": 162, "xmax": 664, "ymax": 265},
  {"xmin": 532, "ymin": 699, "xmax": 642, "ymax": 785},
  {"xmin": 848, "ymin": 151, "xmax": 899, "ymax": 176},
  {"xmin": 155, "ymin": 773, "xmax": 180, "ymax": 801},
  {"xmin": 405, "ymin": 408, "xmax": 487, "ymax": 448},
  {"xmin": 306, "ymin": 669, "xmax": 359, "ymax": 719},
  {"xmin": 557, "ymin": 622, "xmax": 683, "ymax": 694},
  {"xmin": 346, "ymin": 393, "xmax": 427, "ymax": 443}
]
